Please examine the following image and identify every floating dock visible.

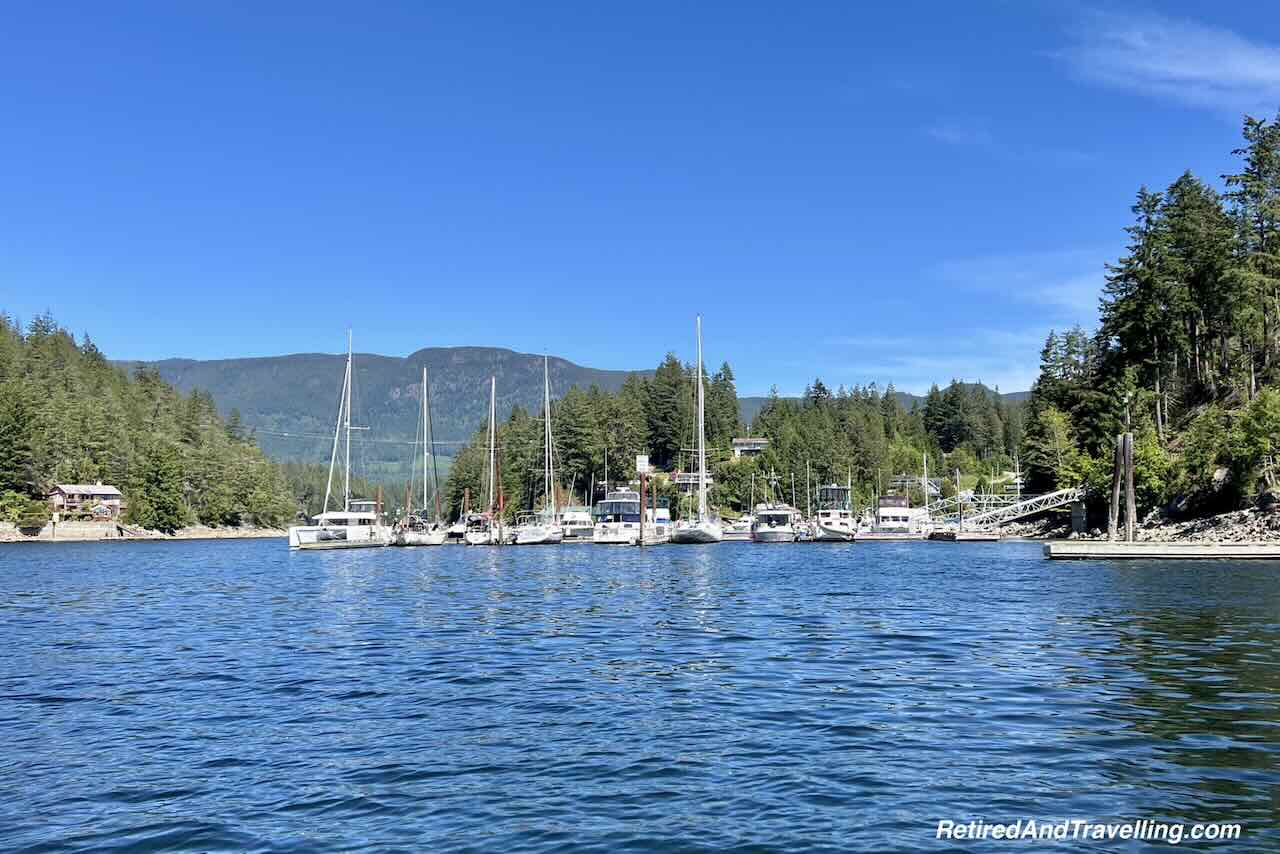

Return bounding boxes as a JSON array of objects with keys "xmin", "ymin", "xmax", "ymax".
[
  {"xmin": 1045, "ymin": 541, "xmax": 1280, "ymax": 560},
  {"xmin": 930, "ymin": 531, "xmax": 1002, "ymax": 542}
]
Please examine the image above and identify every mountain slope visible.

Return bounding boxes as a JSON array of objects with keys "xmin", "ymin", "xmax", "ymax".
[{"xmin": 120, "ymin": 347, "xmax": 647, "ymax": 474}]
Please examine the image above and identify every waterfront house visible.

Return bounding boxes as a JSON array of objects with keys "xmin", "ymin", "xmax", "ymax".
[
  {"xmin": 49, "ymin": 482, "xmax": 124, "ymax": 520},
  {"xmin": 731, "ymin": 437, "xmax": 769, "ymax": 459}
]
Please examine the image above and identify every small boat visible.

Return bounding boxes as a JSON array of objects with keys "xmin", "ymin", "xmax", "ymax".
[
  {"xmin": 514, "ymin": 511, "xmax": 565, "ymax": 545},
  {"xmin": 559, "ymin": 506, "xmax": 594, "ymax": 541},
  {"xmin": 514, "ymin": 357, "xmax": 566, "ymax": 546},
  {"xmin": 721, "ymin": 514, "xmax": 754, "ymax": 541},
  {"xmin": 855, "ymin": 454, "xmax": 934, "ymax": 541},
  {"xmin": 393, "ymin": 365, "xmax": 448, "ymax": 546},
  {"xmin": 288, "ymin": 334, "xmax": 391, "ymax": 549},
  {"xmin": 671, "ymin": 315, "xmax": 724, "ymax": 545},
  {"xmin": 593, "ymin": 487, "xmax": 643, "ymax": 544},
  {"xmin": 466, "ymin": 378, "xmax": 506, "ymax": 546},
  {"xmin": 814, "ymin": 483, "xmax": 856, "ymax": 541},
  {"xmin": 751, "ymin": 503, "xmax": 799, "ymax": 543}
]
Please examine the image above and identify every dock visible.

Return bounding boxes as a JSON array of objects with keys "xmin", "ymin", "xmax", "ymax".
[{"xmin": 1045, "ymin": 541, "xmax": 1280, "ymax": 560}]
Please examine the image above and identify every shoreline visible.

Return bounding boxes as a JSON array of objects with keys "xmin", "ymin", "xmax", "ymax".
[{"xmin": 0, "ymin": 522, "xmax": 286, "ymax": 544}]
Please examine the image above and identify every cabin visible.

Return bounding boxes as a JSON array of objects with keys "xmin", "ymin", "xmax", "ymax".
[
  {"xmin": 49, "ymin": 482, "xmax": 124, "ymax": 520},
  {"xmin": 731, "ymin": 437, "xmax": 769, "ymax": 459}
]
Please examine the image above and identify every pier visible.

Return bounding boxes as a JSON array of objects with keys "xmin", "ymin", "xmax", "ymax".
[{"xmin": 1045, "ymin": 541, "xmax": 1280, "ymax": 560}]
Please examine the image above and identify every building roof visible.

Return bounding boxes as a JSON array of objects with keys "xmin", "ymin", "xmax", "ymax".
[
  {"xmin": 53, "ymin": 484, "xmax": 122, "ymax": 496},
  {"xmin": 732, "ymin": 437, "xmax": 769, "ymax": 446}
]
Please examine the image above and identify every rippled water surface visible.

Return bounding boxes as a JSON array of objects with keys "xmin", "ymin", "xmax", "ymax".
[{"xmin": 2, "ymin": 540, "xmax": 1278, "ymax": 852}]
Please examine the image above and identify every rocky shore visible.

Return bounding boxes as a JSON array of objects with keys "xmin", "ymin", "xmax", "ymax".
[
  {"xmin": 999, "ymin": 505, "xmax": 1280, "ymax": 543},
  {"xmin": 0, "ymin": 521, "xmax": 286, "ymax": 543}
]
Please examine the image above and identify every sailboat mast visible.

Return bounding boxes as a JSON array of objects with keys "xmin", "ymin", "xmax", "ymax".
[
  {"xmin": 544, "ymin": 355, "xmax": 556, "ymax": 518},
  {"xmin": 696, "ymin": 315, "xmax": 707, "ymax": 521},
  {"xmin": 488, "ymin": 376, "xmax": 497, "ymax": 514},
  {"xmin": 343, "ymin": 331, "xmax": 352, "ymax": 511},
  {"xmin": 427, "ymin": 368, "xmax": 437, "ymax": 514},
  {"xmin": 322, "ymin": 341, "xmax": 347, "ymax": 516},
  {"xmin": 424, "ymin": 365, "xmax": 442, "ymax": 523}
]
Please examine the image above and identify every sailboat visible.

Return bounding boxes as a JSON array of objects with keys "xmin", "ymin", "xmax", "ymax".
[
  {"xmin": 288, "ymin": 333, "xmax": 391, "ymax": 549},
  {"xmin": 671, "ymin": 316, "xmax": 722, "ymax": 544},
  {"xmin": 394, "ymin": 366, "xmax": 448, "ymax": 546},
  {"xmin": 515, "ymin": 356, "xmax": 565, "ymax": 544},
  {"xmin": 465, "ymin": 377, "xmax": 502, "ymax": 545}
]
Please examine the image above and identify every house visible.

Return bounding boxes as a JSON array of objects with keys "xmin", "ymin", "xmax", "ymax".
[
  {"xmin": 888, "ymin": 474, "xmax": 942, "ymax": 498},
  {"xmin": 731, "ymin": 437, "xmax": 769, "ymax": 459},
  {"xmin": 49, "ymin": 482, "xmax": 124, "ymax": 520}
]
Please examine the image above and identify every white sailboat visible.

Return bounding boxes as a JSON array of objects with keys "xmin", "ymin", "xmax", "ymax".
[
  {"xmin": 465, "ymin": 377, "xmax": 502, "ymax": 545},
  {"xmin": 288, "ymin": 333, "xmax": 391, "ymax": 549},
  {"xmin": 515, "ymin": 356, "xmax": 565, "ymax": 545},
  {"xmin": 394, "ymin": 366, "xmax": 448, "ymax": 546},
  {"xmin": 671, "ymin": 315, "xmax": 722, "ymax": 544}
]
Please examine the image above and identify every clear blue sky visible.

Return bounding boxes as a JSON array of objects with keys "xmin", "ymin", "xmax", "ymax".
[{"xmin": 3, "ymin": 1, "xmax": 1277, "ymax": 394}]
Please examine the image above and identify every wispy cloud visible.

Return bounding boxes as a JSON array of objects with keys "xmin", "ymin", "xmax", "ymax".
[
  {"xmin": 773, "ymin": 328, "xmax": 1049, "ymax": 396},
  {"xmin": 925, "ymin": 121, "xmax": 1094, "ymax": 166},
  {"xmin": 1057, "ymin": 11, "xmax": 1280, "ymax": 115},
  {"xmin": 931, "ymin": 248, "xmax": 1107, "ymax": 319}
]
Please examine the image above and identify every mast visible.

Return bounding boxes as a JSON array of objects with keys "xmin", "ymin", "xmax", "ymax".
[
  {"xmin": 424, "ymin": 365, "xmax": 442, "ymax": 524},
  {"xmin": 544, "ymin": 355, "xmax": 556, "ymax": 519},
  {"xmin": 487, "ymin": 376, "xmax": 497, "ymax": 514},
  {"xmin": 922, "ymin": 452, "xmax": 930, "ymax": 523},
  {"xmin": 321, "ymin": 339, "xmax": 348, "ymax": 516},
  {"xmin": 422, "ymin": 367, "xmax": 429, "ymax": 514},
  {"xmin": 696, "ymin": 315, "xmax": 707, "ymax": 522},
  {"xmin": 343, "ymin": 330, "xmax": 353, "ymax": 511}
]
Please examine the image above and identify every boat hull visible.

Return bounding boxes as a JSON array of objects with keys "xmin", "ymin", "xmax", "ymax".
[
  {"xmin": 854, "ymin": 531, "xmax": 929, "ymax": 541},
  {"xmin": 594, "ymin": 523, "xmax": 639, "ymax": 545},
  {"xmin": 752, "ymin": 528, "xmax": 797, "ymax": 543},
  {"xmin": 464, "ymin": 530, "xmax": 499, "ymax": 545},
  {"xmin": 515, "ymin": 524, "xmax": 565, "ymax": 545},
  {"xmin": 670, "ymin": 521, "xmax": 723, "ymax": 544},
  {"xmin": 394, "ymin": 528, "xmax": 448, "ymax": 546},
  {"xmin": 815, "ymin": 522, "xmax": 855, "ymax": 542}
]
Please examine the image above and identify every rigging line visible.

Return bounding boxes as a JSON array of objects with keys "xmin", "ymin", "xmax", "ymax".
[{"xmin": 250, "ymin": 428, "xmax": 468, "ymax": 445}]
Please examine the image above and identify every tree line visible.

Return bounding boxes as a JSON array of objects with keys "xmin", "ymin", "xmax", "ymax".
[
  {"xmin": 0, "ymin": 313, "xmax": 297, "ymax": 531},
  {"xmin": 1021, "ymin": 113, "xmax": 1280, "ymax": 518}
]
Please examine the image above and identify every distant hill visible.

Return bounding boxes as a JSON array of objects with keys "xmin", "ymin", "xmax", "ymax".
[
  {"xmin": 737, "ymin": 386, "xmax": 1029, "ymax": 427},
  {"xmin": 118, "ymin": 347, "xmax": 647, "ymax": 477}
]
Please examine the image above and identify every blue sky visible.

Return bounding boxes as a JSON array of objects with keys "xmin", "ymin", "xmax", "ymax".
[{"xmin": 3, "ymin": 1, "xmax": 1278, "ymax": 394}]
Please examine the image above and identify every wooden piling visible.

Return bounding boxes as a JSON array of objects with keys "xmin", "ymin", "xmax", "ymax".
[
  {"xmin": 1109, "ymin": 434, "xmax": 1123, "ymax": 541},
  {"xmin": 1123, "ymin": 432, "xmax": 1136, "ymax": 542}
]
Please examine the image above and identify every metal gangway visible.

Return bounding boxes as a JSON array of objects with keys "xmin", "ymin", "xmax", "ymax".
[{"xmin": 926, "ymin": 487, "xmax": 1083, "ymax": 531}]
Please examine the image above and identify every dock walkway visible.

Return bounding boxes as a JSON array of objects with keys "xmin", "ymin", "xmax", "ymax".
[{"xmin": 1045, "ymin": 541, "xmax": 1280, "ymax": 560}]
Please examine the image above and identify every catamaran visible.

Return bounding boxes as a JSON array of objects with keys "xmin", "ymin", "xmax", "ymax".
[
  {"xmin": 671, "ymin": 316, "xmax": 723, "ymax": 544},
  {"xmin": 288, "ymin": 333, "xmax": 391, "ymax": 549},
  {"xmin": 465, "ymin": 377, "xmax": 503, "ymax": 545},
  {"xmin": 514, "ymin": 356, "xmax": 565, "ymax": 545},
  {"xmin": 394, "ymin": 366, "xmax": 448, "ymax": 546}
]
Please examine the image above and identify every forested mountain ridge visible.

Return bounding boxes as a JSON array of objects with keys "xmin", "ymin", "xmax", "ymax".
[
  {"xmin": 118, "ymin": 347, "xmax": 652, "ymax": 475},
  {"xmin": 1021, "ymin": 113, "xmax": 1280, "ymax": 521}
]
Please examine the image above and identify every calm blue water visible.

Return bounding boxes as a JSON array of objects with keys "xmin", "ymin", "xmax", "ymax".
[{"xmin": 1, "ymin": 540, "xmax": 1278, "ymax": 852}]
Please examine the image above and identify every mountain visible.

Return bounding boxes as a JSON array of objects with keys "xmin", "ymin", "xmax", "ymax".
[{"xmin": 118, "ymin": 347, "xmax": 647, "ymax": 477}]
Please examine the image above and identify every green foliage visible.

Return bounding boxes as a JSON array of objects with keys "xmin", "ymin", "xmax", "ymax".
[
  {"xmin": 0, "ymin": 490, "xmax": 50, "ymax": 527},
  {"xmin": 0, "ymin": 313, "xmax": 299, "ymax": 531}
]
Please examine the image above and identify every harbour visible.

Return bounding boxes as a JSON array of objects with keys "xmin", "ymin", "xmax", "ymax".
[{"xmin": 3, "ymin": 537, "xmax": 1277, "ymax": 851}]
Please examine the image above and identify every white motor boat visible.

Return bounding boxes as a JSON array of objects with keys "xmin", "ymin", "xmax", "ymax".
[
  {"xmin": 721, "ymin": 515, "xmax": 754, "ymax": 541},
  {"xmin": 593, "ymin": 487, "xmax": 643, "ymax": 544},
  {"xmin": 670, "ymin": 315, "xmax": 724, "ymax": 545},
  {"xmin": 814, "ymin": 483, "xmax": 856, "ymax": 541},
  {"xmin": 514, "ymin": 511, "xmax": 565, "ymax": 545},
  {"xmin": 751, "ymin": 504, "xmax": 799, "ymax": 543},
  {"xmin": 559, "ymin": 507, "xmax": 594, "ymax": 541}
]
